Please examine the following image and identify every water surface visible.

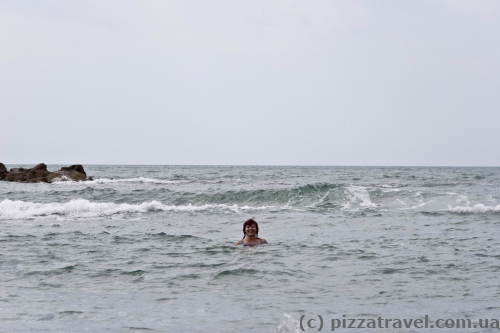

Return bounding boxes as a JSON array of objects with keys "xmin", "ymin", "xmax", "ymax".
[{"xmin": 1, "ymin": 166, "xmax": 499, "ymax": 332}]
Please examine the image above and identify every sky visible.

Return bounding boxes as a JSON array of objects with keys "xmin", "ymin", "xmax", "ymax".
[{"xmin": 1, "ymin": 0, "xmax": 499, "ymax": 166}]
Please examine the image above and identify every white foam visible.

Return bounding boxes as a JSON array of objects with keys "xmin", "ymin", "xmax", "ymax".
[
  {"xmin": 455, "ymin": 194, "xmax": 470, "ymax": 205},
  {"xmin": 381, "ymin": 188, "xmax": 401, "ymax": 192},
  {"xmin": 52, "ymin": 177, "xmax": 189, "ymax": 185},
  {"xmin": 345, "ymin": 186, "xmax": 377, "ymax": 208},
  {"xmin": 378, "ymin": 184, "xmax": 401, "ymax": 188},
  {"xmin": 51, "ymin": 175, "xmax": 72, "ymax": 182},
  {"xmin": 449, "ymin": 203, "xmax": 500, "ymax": 214},
  {"xmin": 340, "ymin": 202, "xmax": 351, "ymax": 210},
  {"xmin": 0, "ymin": 199, "xmax": 288, "ymax": 220}
]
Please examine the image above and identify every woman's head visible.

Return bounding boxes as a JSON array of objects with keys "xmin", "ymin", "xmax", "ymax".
[{"xmin": 242, "ymin": 219, "xmax": 259, "ymax": 238}]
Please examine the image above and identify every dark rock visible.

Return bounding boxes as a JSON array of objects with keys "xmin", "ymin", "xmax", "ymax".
[
  {"xmin": 32, "ymin": 163, "xmax": 48, "ymax": 171},
  {"xmin": 53, "ymin": 168, "xmax": 87, "ymax": 182},
  {"xmin": 59, "ymin": 165, "xmax": 86, "ymax": 177},
  {"xmin": 0, "ymin": 163, "xmax": 7, "ymax": 180},
  {"xmin": 0, "ymin": 163, "xmax": 90, "ymax": 183},
  {"xmin": 5, "ymin": 164, "xmax": 50, "ymax": 183},
  {"xmin": 9, "ymin": 168, "xmax": 26, "ymax": 172}
]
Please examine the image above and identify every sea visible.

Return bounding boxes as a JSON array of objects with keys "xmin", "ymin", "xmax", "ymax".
[{"xmin": 1, "ymin": 165, "xmax": 500, "ymax": 332}]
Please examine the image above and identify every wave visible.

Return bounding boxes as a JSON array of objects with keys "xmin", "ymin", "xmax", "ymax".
[
  {"xmin": 0, "ymin": 199, "xmax": 289, "ymax": 220},
  {"xmin": 449, "ymin": 204, "xmax": 500, "ymax": 214},
  {"xmin": 182, "ymin": 183, "xmax": 357, "ymax": 209},
  {"xmin": 0, "ymin": 182, "xmax": 410, "ymax": 218},
  {"xmin": 4, "ymin": 182, "xmax": 479, "ymax": 217},
  {"xmin": 52, "ymin": 177, "xmax": 189, "ymax": 185}
]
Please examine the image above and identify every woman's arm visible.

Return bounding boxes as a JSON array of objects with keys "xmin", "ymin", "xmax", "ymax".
[{"xmin": 261, "ymin": 238, "xmax": 268, "ymax": 244}]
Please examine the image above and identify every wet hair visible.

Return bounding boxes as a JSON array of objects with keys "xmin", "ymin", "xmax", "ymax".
[{"xmin": 242, "ymin": 219, "xmax": 259, "ymax": 239}]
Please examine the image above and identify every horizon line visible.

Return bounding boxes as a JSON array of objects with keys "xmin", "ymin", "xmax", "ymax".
[{"xmin": 2, "ymin": 163, "xmax": 500, "ymax": 168}]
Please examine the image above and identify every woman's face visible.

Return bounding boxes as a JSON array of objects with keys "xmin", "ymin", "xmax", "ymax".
[{"xmin": 245, "ymin": 223, "xmax": 257, "ymax": 236}]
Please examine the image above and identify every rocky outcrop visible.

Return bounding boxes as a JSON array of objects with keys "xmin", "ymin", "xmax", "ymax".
[
  {"xmin": 0, "ymin": 163, "xmax": 7, "ymax": 180},
  {"xmin": 56, "ymin": 164, "xmax": 87, "ymax": 181},
  {"xmin": 0, "ymin": 163, "xmax": 90, "ymax": 183}
]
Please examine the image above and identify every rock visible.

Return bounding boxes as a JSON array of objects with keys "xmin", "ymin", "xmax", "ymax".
[
  {"xmin": 32, "ymin": 163, "xmax": 48, "ymax": 171},
  {"xmin": 9, "ymin": 168, "xmax": 26, "ymax": 172},
  {"xmin": 0, "ymin": 163, "xmax": 7, "ymax": 180},
  {"xmin": 59, "ymin": 165, "xmax": 86, "ymax": 175},
  {"xmin": 54, "ymin": 164, "xmax": 87, "ymax": 182},
  {"xmin": 0, "ymin": 163, "xmax": 90, "ymax": 183}
]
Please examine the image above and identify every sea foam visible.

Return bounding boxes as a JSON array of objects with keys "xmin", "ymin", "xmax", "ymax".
[
  {"xmin": 0, "ymin": 199, "xmax": 287, "ymax": 220},
  {"xmin": 52, "ymin": 177, "xmax": 189, "ymax": 185},
  {"xmin": 449, "ymin": 203, "xmax": 500, "ymax": 214},
  {"xmin": 345, "ymin": 186, "xmax": 377, "ymax": 208}
]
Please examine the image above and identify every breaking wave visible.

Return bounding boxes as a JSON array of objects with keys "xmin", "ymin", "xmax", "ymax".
[
  {"xmin": 0, "ymin": 199, "xmax": 289, "ymax": 220},
  {"xmin": 448, "ymin": 204, "xmax": 500, "ymax": 214}
]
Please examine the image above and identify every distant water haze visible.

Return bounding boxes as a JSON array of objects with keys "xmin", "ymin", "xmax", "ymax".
[{"xmin": 1, "ymin": 0, "xmax": 499, "ymax": 166}]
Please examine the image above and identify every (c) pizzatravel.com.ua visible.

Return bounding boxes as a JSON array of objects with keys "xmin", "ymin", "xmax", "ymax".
[{"xmin": 299, "ymin": 315, "xmax": 500, "ymax": 331}]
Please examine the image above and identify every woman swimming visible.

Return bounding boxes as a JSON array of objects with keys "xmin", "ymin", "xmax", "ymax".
[{"xmin": 235, "ymin": 218, "xmax": 268, "ymax": 246}]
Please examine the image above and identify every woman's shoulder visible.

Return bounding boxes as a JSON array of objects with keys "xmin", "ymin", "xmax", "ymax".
[
  {"xmin": 260, "ymin": 238, "xmax": 268, "ymax": 244},
  {"xmin": 235, "ymin": 239, "xmax": 243, "ymax": 245}
]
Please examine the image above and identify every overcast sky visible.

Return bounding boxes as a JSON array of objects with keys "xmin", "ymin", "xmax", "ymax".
[{"xmin": 1, "ymin": 0, "xmax": 499, "ymax": 166}]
